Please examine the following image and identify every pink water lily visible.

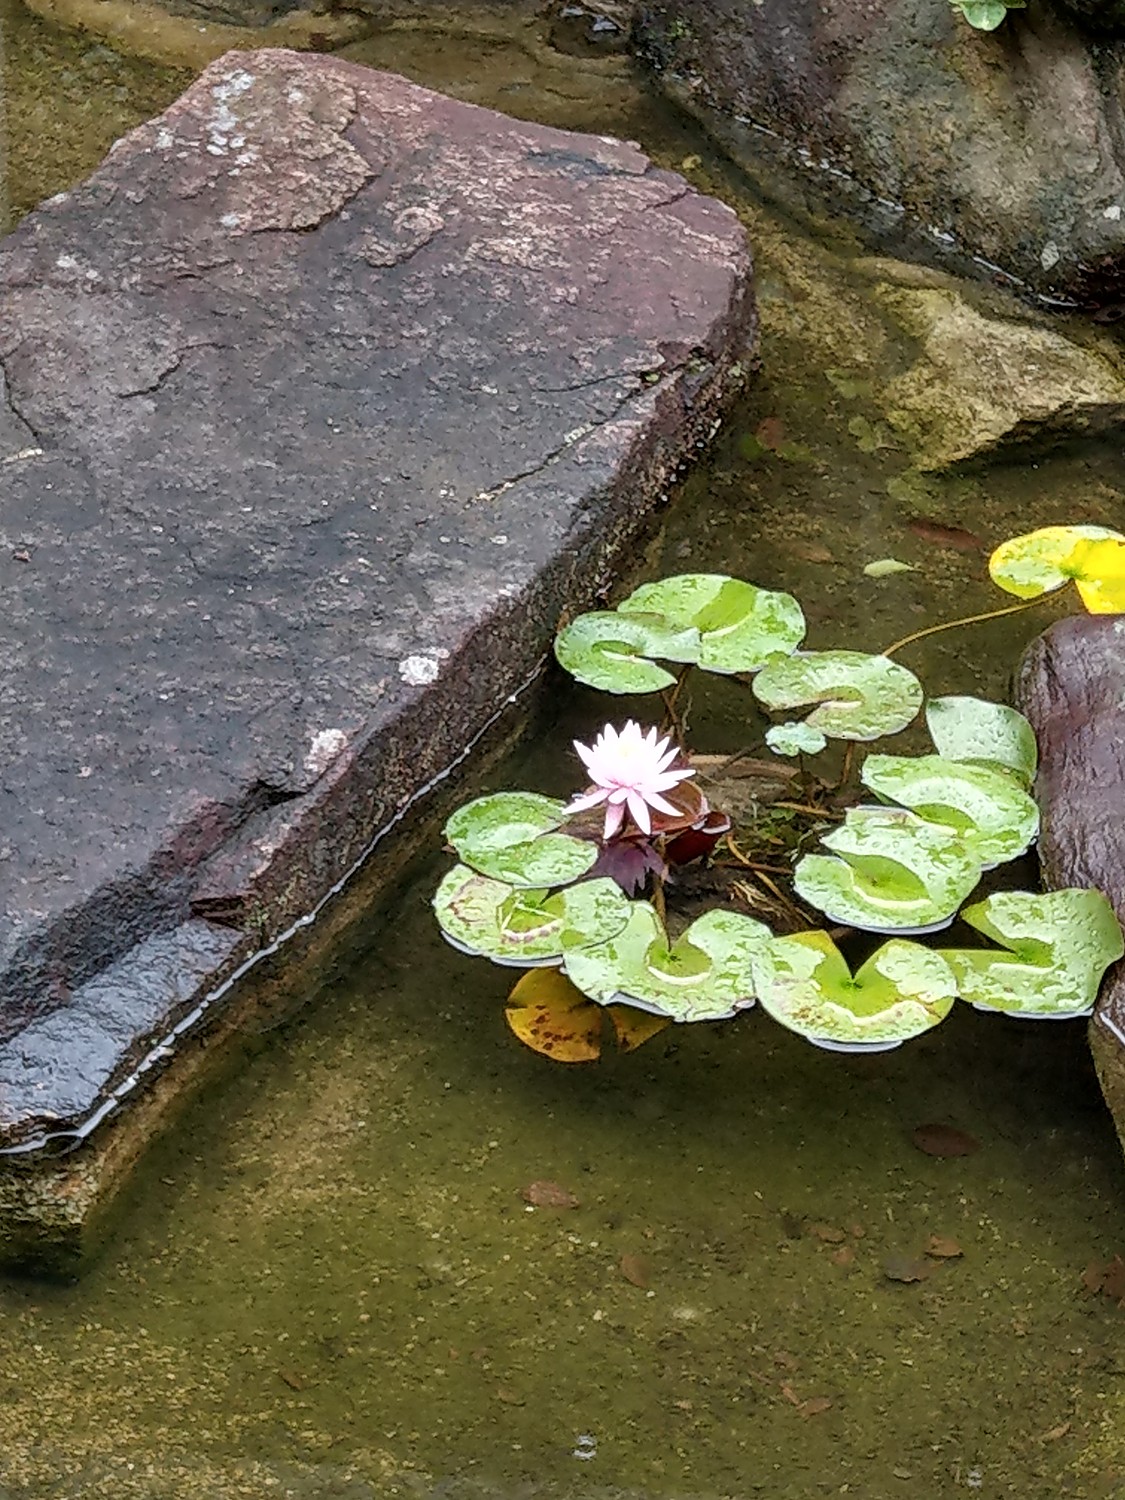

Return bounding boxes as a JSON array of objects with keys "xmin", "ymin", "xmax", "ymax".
[{"xmin": 564, "ymin": 720, "xmax": 695, "ymax": 840}]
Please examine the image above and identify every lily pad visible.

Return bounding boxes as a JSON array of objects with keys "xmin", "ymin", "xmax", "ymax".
[
  {"xmin": 434, "ymin": 867, "xmax": 631, "ymax": 967},
  {"xmin": 860, "ymin": 754, "xmax": 1039, "ymax": 868},
  {"xmin": 988, "ymin": 525, "xmax": 1125, "ymax": 613},
  {"xmin": 940, "ymin": 889, "xmax": 1125, "ymax": 1019},
  {"xmin": 554, "ymin": 611, "xmax": 699, "ymax": 693},
  {"xmin": 618, "ymin": 574, "xmax": 805, "ymax": 674},
  {"xmin": 793, "ymin": 807, "xmax": 982, "ymax": 934},
  {"xmin": 753, "ymin": 651, "xmax": 923, "ymax": 741},
  {"xmin": 563, "ymin": 904, "xmax": 770, "ymax": 1020},
  {"xmin": 445, "ymin": 792, "xmax": 597, "ymax": 888},
  {"xmin": 953, "ymin": 0, "xmax": 1014, "ymax": 29},
  {"xmin": 753, "ymin": 930, "xmax": 956, "ymax": 1052},
  {"xmin": 766, "ymin": 721, "xmax": 828, "ymax": 757},
  {"xmin": 504, "ymin": 969, "xmax": 670, "ymax": 1061},
  {"xmin": 925, "ymin": 696, "xmax": 1038, "ymax": 786}
]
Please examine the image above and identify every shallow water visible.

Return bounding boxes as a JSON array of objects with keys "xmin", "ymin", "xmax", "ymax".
[{"xmin": 3, "ymin": 6, "xmax": 1125, "ymax": 1496}]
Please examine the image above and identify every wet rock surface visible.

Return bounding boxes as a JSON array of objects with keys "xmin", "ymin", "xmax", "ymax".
[
  {"xmin": 1018, "ymin": 616, "xmax": 1125, "ymax": 1157},
  {"xmin": 0, "ymin": 48, "xmax": 753, "ymax": 1199},
  {"xmin": 639, "ymin": 0, "xmax": 1125, "ymax": 301}
]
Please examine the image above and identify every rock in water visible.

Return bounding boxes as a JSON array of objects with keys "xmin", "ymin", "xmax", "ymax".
[
  {"xmin": 639, "ymin": 0, "xmax": 1125, "ymax": 302},
  {"xmin": 1018, "ymin": 617, "xmax": 1125, "ymax": 1158},
  {"xmin": 0, "ymin": 49, "xmax": 755, "ymax": 1270}
]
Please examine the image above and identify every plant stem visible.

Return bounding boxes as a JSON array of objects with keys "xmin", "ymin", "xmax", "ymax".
[
  {"xmin": 881, "ymin": 597, "xmax": 1048, "ymax": 658},
  {"xmin": 660, "ymin": 664, "xmax": 692, "ymax": 749},
  {"xmin": 651, "ymin": 876, "xmax": 667, "ymax": 927}
]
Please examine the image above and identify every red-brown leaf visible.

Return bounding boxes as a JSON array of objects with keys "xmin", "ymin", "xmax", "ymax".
[
  {"xmin": 521, "ymin": 1180, "xmax": 580, "ymax": 1209},
  {"xmin": 883, "ymin": 1253, "xmax": 933, "ymax": 1283},
  {"xmin": 912, "ymin": 1122, "xmax": 980, "ymax": 1158},
  {"xmin": 926, "ymin": 1235, "xmax": 964, "ymax": 1259},
  {"xmin": 903, "ymin": 518, "xmax": 985, "ymax": 553},
  {"xmin": 808, "ymin": 1222, "xmax": 847, "ymax": 1244},
  {"xmin": 620, "ymin": 1253, "xmax": 652, "ymax": 1289}
]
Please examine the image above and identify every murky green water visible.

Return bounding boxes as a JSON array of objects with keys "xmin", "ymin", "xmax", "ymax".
[{"xmin": 3, "ymin": 5, "xmax": 1125, "ymax": 1496}]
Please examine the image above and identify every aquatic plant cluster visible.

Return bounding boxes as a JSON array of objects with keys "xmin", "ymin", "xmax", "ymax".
[
  {"xmin": 951, "ymin": 0, "xmax": 1026, "ymax": 30},
  {"xmin": 433, "ymin": 526, "xmax": 1125, "ymax": 1060}
]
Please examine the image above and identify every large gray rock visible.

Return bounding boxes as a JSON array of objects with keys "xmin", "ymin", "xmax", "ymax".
[
  {"xmin": 1018, "ymin": 616, "xmax": 1125, "ymax": 1159},
  {"xmin": 639, "ymin": 0, "xmax": 1125, "ymax": 302},
  {"xmin": 0, "ymin": 48, "xmax": 754, "ymax": 1268}
]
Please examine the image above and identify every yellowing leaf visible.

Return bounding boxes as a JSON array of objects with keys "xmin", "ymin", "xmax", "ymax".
[
  {"xmin": 608, "ymin": 1005, "xmax": 671, "ymax": 1052},
  {"xmin": 1069, "ymin": 536, "xmax": 1125, "ymax": 613},
  {"xmin": 863, "ymin": 558, "xmax": 916, "ymax": 578},
  {"xmin": 505, "ymin": 969, "xmax": 601, "ymax": 1062},
  {"xmin": 988, "ymin": 525, "xmax": 1125, "ymax": 605},
  {"xmin": 505, "ymin": 972, "xmax": 671, "ymax": 1061}
]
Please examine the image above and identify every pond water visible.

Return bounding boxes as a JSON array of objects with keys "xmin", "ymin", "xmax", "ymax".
[{"xmin": 3, "ymin": 5, "xmax": 1125, "ymax": 1496}]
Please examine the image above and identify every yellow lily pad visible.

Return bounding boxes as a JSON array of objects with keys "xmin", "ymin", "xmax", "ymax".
[
  {"xmin": 505, "ymin": 969, "xmax": 670, "ymax": 1062},
  {"xmin": 988, "ymin": 525, "xmax": 1125, "ymax": 612}
]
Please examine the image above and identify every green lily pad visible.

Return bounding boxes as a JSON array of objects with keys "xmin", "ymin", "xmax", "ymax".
[
  {"xmin": 753, "ymin": 651, "xmax": 923, "ymax": 741},
  {"xmin": 940, "ymin": 889, "xmax": 1124, "ymax": 1019},
  {"xmin": 766, "ymin": 721, "xmax": 828, "ymax": 757},
  {"xmin": 445, "ymin": 792, "xmax": 597, "ymax": 888},
  {"xmin": 563, "ymin": 904, "xmax": 770, "ymax": 1021},
  {"xmin": 618, "ymin": 574, "xmax": 805, "ymax": 674},
  {"xmin": 925, "ymin": 696, "xmax": 1038, "ymax": 786},
  {"xmin": 953, "ymin": 0, "xmax": 1013, "ymax": 29},
  {"xmin": 433, "ymin": 867, "xmax": 631, "ymax": 968},
  {"xmin": 554, "ymin": 611, "xmax": 699, "ymax": 694},
  {"xmin": 861, "ymin": 754, "xmax": 1039, "ymax": 869},
  {"xmin": 753, "ymin": 930, "xmax": 957, "ymax": 1052},
  {"xmin": 793, "ymin": 806, "xmax": 982, "ymax": 934}
]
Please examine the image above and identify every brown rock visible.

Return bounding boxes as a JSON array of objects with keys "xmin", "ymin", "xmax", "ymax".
[
  {"xmin": 1018, "ymin": 616, "xmax": 1125, "ymax": 1159},
  {"xmin": 639, "ymin": 0, "xmax": 1125, "ymax": 301}
]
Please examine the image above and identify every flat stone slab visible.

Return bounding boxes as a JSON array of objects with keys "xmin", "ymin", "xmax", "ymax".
[
  {"xmin": 0, "ymin": 51, "xmax": 753, "ymax": 1185},
  {"xmin": 1018, "ymin": 616, "xmax": 1125, "ymax": 1159}
]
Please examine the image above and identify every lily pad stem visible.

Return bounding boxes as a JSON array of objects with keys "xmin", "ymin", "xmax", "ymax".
[
  {"xmin": 660, "ymin": 664, "xmax": 693, "ymax": 749},
  {"xmin": 881, "ymin": 597, "xmax": 1047, "ymax": 658}
]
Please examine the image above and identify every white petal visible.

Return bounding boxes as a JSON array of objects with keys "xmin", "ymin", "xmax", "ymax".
[
  {"xmin": 642, "ymin": 789, "xmax": 680, "ymax": 817},
  {"xmin": 604, "ymin": 801, "xmax": 626, "ymax": 839},
  {"xmin": 626, "ymin": 790, "xmax": 652, "ymax": 834},
  {"xmin": 563, "ymin": 788, "xmax": 610, "ymax": 816}
]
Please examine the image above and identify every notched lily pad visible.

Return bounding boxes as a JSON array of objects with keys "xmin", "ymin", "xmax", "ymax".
[
  {"xmin": 753, "ymin": 651, "xmax": 923, "ymax": 741},
  {"xmin": 988, "ymin": 525, "xmax": 1125, "ymax": 612},
  {"xmin": 861, "ymin": 753, "xmax": 1039, "ymax": 868},
  {"xmin": 563, "ymin": 904, "xmax": 770, "ymax": 1021},
  {"xmin": 618, "ymin": 573, "xmax": 806, "ymax": 674},
  {"xmin": 766, "ymin": 721, "xmax": 828, "ymax": 757},
  {"xmin": 793, "ymin": 807, "xmax": 982, "ymax": 934},
  {"xmin": 753, "ymin": 930, "xmax": 956, "ymax": 1052},
  {"xmin": 925, "ymin": 696, "xmax": 1038, "ymax": 786},
  {"xmin": 445, "ymin": 792, "xmax": 597, "ymax": 888},
  {"xmin": 940, "ymin": 889, "xmax": 1125, "ymax": 1019},
  {"xmin": 434, "ymin": 867, "xmax": 631, "ymax": 967},
  {"xmin": 554, "ymin": 611, "xmax": 699, "ymax": 693}
]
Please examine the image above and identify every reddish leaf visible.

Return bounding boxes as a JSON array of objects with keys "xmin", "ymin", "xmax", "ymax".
[
  {"xmin": 903, "ymin": 518, "xmax": 985, "ymax": 553},
  {"xmin": 883, "ymin": 1253, "xmax": 933, "ymax": 1283},
  {"xmin": 756, "ymin": 416, "xmax": 787, "ymax": 452},
  {"xmin": 620, "ymin": 1253, "xmax": 652, "ymax": 1289},
  {"xmin": 800, "ymin": 1396, "xmax": 833, "ymax": 1419},
  {"xmin": 926, "ymin": 1235, "xmax": 964, "ymax": 1259},
  {"xmin": 789, "ymin": 541, "xmax": 834, "ymax": 565},
  {"xmin": 521, "ymin": 1180, "xmax": 580, "ymax": 1209},
  {"xmin": 830, "ymin": 1246, "xmax": 855, "ymax": 1267},
  {"xmin": 912, "ymin": 1122, "xmax": 980, "ymax": 1158},
  {"xmin": 808, "ymin": 1223, "xmax": 847, "ymax": 1244}
]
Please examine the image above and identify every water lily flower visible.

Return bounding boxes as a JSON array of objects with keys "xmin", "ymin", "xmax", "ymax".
[{"xmin": 564, "ymin": 720, "xmax": 695, "ymax": 839}]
